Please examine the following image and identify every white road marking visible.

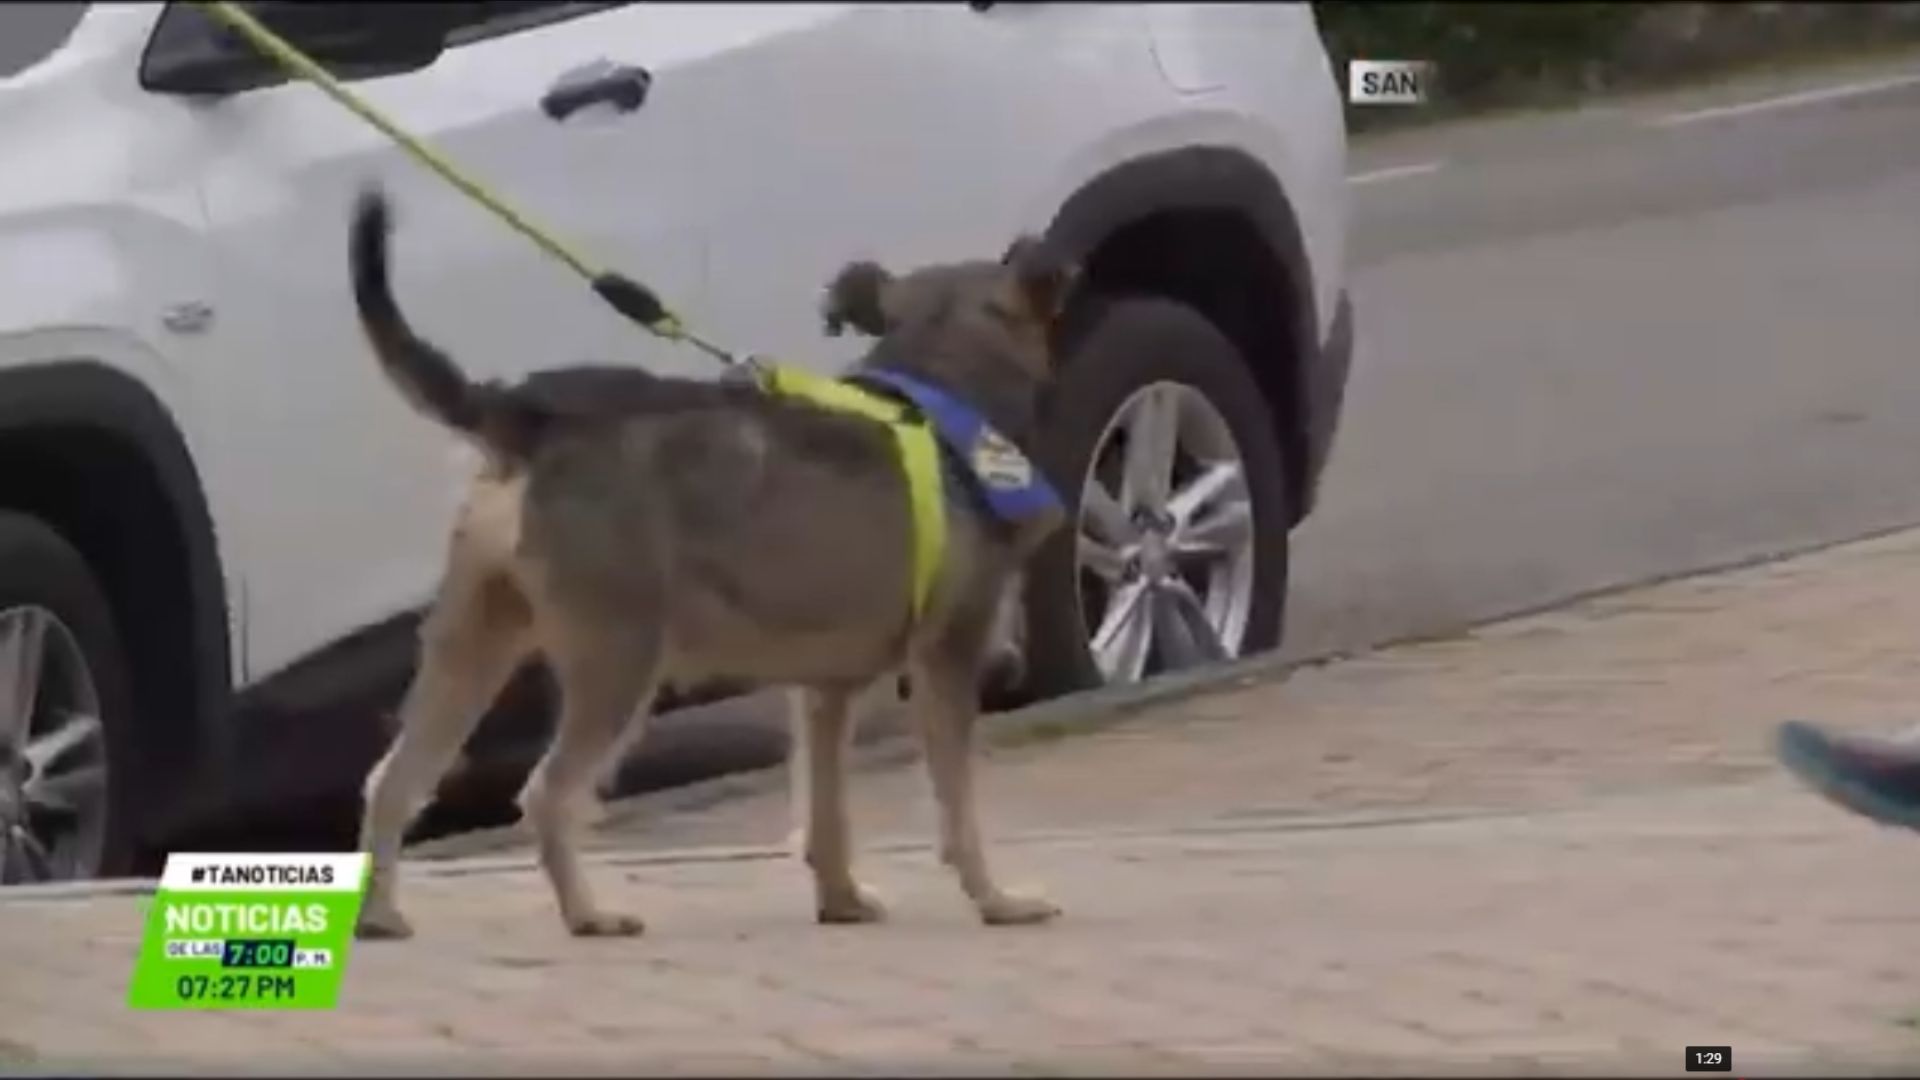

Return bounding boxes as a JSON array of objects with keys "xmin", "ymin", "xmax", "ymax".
[
  {"xmin": 1651, "ymin": 71, "xmax": 1920, "ymax": 127},
  {"xmin": 1348, "ymin": 160, "xmax": 1445, "ymax": 186}
]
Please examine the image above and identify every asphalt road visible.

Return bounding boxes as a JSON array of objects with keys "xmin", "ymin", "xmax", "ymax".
[
  {"xmin": 1287, "ymin": 54, "xmax": 1920, "ymax": 662},
  {"xmin": 0, "ymin": 5, "xmax": 81, "ymax": 80}
]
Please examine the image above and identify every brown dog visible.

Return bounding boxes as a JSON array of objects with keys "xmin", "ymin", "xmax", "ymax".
[{"xmin": 347, "ymin": 187, "xmax": 1075, "ymax": 938}]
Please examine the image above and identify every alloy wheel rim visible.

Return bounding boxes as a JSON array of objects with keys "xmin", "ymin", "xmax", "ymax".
[
  {"xmin": 0, "ymin": 605, "xmax": 108, "ymax": 885},
  {"xmin": 1074, "ymin": 381, "xmax": 1258, "ymax": 684}
]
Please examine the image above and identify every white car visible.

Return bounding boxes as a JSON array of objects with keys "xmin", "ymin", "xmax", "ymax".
[{"xmin": 0, "ymin": 1, "xmax": 1353, "ymax": 884}]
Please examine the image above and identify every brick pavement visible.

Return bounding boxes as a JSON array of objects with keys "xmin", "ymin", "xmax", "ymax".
[
  {"xmin": 6, "ymin": 528, "xmax": 1920, "ymax": 1075},
  {"xmin": 439, "ymin": 523, "xmax": 1920, "ymax": 859}
]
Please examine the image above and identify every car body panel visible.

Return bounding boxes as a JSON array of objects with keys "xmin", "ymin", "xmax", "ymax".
[{"xmin": 162, "ymin": 3, "xmax": 720, "ymax": 683}]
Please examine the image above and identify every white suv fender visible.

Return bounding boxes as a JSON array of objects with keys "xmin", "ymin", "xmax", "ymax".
[{"xmin": 0, "ymin": 7, "xmax": 241, "ymax": 836}]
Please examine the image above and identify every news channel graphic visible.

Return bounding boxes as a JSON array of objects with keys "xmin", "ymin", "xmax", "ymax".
[
  {"xmin": 1348, "ymin": 59, "xmax": 1435, "ymax": 106},
  {"xmin": 126, "ymin": 853, "xmax": 369, "ymax": 1011}
]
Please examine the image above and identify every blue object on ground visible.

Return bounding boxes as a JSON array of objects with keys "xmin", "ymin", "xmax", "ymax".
[{"xmin": 1776, "ymin": 719, "xmax": 1920, "ymax": 832}]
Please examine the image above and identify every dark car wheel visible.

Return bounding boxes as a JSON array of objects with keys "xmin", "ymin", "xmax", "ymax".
[
  {"xmin": 0, "ymin": 512, "xmax": 136, "ymax": 885},
  {"xmin": 1021, "ymin": 297, "xmax": 1293, "ymax": 699}
]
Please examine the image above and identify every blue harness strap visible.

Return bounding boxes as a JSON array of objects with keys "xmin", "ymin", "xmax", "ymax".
[{"xmin": 850, "ymin": 369, "xmax": 1064, "ymax": 527}]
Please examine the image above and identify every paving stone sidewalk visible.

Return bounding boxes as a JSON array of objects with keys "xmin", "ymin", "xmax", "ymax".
[
  {"xmin": 7, "ymin": 529, "xmax": 1920, "ymax": 1075},
  {"xmin": 436, "ymin": 523, "xmax": 1920, "ymax": 859}
]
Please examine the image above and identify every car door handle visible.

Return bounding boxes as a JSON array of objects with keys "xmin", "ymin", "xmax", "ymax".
[{"xmin": 541, "ymin": 61, "xmax": 652, "ymax": 122}]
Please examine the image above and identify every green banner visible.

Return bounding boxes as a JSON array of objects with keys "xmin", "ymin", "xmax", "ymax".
[{"xmin": 127, "ymin": 853, "xmax": 368, "ymax": 1010}]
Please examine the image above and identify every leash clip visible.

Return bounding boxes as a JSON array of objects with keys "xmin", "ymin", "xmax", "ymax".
[{"xmin": 721, "ymin": 353, "xmax": 773, "ymax": 387}]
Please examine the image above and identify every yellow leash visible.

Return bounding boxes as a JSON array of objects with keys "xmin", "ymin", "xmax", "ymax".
[
  {"xmin": 190, "ymin": 0, "xmax": 740, "ymax": 367},
  {"xmin": 191, "ymin": 0, "xmax": 949, "ymax": 619}
]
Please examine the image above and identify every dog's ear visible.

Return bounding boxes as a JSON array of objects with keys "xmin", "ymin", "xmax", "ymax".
[
  {"xmin": 821, "ymin": 260, "xmax": 895, "ymax": 337},
  {"xmin": 1001, "ymin": 235, "xmax": 1078, "ymax": 323}
]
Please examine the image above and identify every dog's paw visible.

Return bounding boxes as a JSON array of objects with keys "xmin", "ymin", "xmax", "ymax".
[
  {"xmin": 978, "ymin": 890, "xmax": 1061, "ymax": 927},
  {"xmin": 355, "ymin": 907, "xmax": 416, "ymax": 941},
  {"xmin": 817, "ymin": 884, "xmax": 889, "ymax": 925},
  {"xmin": 567, "ymin": 911, "xmax": 647, "ymax": 938},
  {"xmin": 978, "ymin": 646, "xmax": 1028, "ymax": 711}
]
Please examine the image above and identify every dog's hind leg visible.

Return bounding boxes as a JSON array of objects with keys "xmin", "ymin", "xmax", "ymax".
[
  {"xmin": 908, "ymin": 649, "xmax": 1060, "ymax": 927},
  {"xmin": 520, "ymin": 616, "xmax": 661, "ymax": 937},
  {"xmin": 358, "ymin": 571, "xmax": 531, "ymax": 940},
  {"xmin": 796, "ymin": 686, "xmax": 887, "ymax": 924}
]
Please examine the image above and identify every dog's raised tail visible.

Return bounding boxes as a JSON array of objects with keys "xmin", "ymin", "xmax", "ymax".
[{"xmin": 350, "ymin": 187, "xmax": 534, "ymax": 459}]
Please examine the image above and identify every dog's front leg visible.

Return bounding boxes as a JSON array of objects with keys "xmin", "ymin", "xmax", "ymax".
[
  {"xmin": 787, "ymin": 677, "xmax": 908, "ymax": 858},
  {"xmin": 786, "ymin": 702, "xmax": 810, "ymax": 859},
  {"xmin": 907, "ymin": 653, "xmax": 1059, "ymax": 927},
  {"xmin": 796, "ymin": 686, "xmax": 887, "ymax": 923},
  {"xmin": 983, "ymin": 574, "xmax": 1028, "ymax": 690}
]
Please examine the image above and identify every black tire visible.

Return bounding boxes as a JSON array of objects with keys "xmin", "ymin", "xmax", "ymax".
[
  {"xmin": 1021, "ymin": 297, "xmax": 1293, "ymax": 699},
  {"xmin": 0, "ymin": 512, "xmax": 137, "ymax": 881}
]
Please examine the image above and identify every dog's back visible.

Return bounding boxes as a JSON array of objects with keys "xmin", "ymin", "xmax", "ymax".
[{"xmin": 517, "ymin": 379, "xmax": 926, "ymax": 678}]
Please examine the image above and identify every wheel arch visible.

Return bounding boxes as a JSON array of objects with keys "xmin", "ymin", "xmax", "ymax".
[
  {"xmin": 1044, "ymin": 145, "xmax": 1321, "ymax": 523},
  {"xmin": 0, "ymin": 359, "xmax": 232, "ymax": 838}
]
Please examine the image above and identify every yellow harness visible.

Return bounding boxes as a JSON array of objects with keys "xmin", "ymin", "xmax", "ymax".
[{"xmin": 755, "ymin": 364, "xmax": 947, "ymax": 621}]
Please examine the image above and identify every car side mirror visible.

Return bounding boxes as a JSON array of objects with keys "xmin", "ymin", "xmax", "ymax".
[{"xmin": 141, "ymin": 2, "xmax": 451, "ymax": 97}]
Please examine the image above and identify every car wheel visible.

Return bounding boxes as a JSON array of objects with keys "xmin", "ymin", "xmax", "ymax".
[
  {"xmin": 1022, "ymin": 297, "xmax": 1292, "ymax": 697},
  {"xmin": 0, "ymin": 512, "xmax": 135, "ymax": 885}
]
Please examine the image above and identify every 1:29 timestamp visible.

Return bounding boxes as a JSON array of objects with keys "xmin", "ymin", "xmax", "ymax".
[
  {"xmin": 1685, "ymin": 1044, "xmax": 1732, "ymax": 1072},
  {"xmin": 176, "ymin": 973, "xmax": 299, "ymax": 1003}
]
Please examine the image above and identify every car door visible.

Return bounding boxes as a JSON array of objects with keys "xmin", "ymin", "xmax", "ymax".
[
  {"xmin": 687, "ymin": 3, "xmax": 1167, "ymax": 376},
  {"xmin": 170, "ymin": 1, "xmax": 719, "ymax": 683}
]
